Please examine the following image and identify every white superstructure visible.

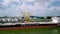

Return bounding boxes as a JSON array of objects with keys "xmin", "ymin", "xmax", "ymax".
[{"xmin": 52, "ymin": 17, "xmax": 60, "ymax": 23}]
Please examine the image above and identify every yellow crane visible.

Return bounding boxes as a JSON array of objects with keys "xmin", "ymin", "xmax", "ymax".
[{"xmin": 23, "ymin": 11, "xmax": 31, "ymax": 23}]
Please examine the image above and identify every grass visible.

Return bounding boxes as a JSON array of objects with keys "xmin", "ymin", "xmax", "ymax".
[{"xmin": 0, "ymin": 27, "xmax": 60, "ymax": 34}]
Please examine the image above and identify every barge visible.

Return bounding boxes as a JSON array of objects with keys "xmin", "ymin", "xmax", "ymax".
[
  {"xmin": 0, "ymin": 12, "xmax": 60, "ymax": 30},
  {"xmin": 0, "ymin": 22, "xmax": 58, "ymax": 30}
]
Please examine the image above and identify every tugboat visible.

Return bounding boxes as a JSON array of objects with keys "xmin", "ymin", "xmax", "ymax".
[{"xmin": 0, "ymin": 11, "xmax": 59, "ymax": 30}]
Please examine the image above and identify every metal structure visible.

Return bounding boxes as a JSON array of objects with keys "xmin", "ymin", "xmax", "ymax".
[{"xmin": 23, "ymin": 11, "xmax": 31, "ymax": 23}]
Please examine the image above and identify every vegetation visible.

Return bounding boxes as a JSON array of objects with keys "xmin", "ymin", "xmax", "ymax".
[
  {"xmin": 30, "ymin": 16, "xmax": 52, "ymax": 22},
  {"xmin": 0, "ymin": 27, "xmax": 60, "ymax": 34}
]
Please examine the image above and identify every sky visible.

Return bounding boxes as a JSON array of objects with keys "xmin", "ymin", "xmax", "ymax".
[{"xmin": 0, "ymin": 0, "xmax": 60, "ymax": 17}]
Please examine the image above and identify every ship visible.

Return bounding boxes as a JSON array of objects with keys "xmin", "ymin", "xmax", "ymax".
[{"xmin": 0, "ymin": 11, "xmax": 60, "ymax": 30}]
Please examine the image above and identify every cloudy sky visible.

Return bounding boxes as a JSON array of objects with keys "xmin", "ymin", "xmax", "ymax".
[{"xmin": 0, "ymin": 0, "xmax": 60, "ymax": 17}]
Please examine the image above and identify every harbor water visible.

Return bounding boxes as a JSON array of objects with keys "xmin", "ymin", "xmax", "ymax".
[{"xmin": 0, "ymin": 27, "xmax": 60, "ymax": 34}]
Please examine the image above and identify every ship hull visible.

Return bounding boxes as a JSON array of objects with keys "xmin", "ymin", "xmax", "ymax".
[{"xmin": 0, "ymin": 24, "xmax": 57, "ymax": 30}]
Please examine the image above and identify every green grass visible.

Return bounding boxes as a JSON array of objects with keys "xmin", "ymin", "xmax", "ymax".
[
  {"xmin": 31, "ymin": 19, "xmax": 52, "ymax": 22},
  {"xmin": 0, "ymin": 27, "xmax": 60, "ymax": 34}
]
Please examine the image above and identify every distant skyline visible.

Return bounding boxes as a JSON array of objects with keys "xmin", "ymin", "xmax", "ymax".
[{"xmin": 0, "ymin": 0, "xmax": 60, "ymax": 17}]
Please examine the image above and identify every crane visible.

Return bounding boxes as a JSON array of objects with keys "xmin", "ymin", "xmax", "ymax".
[{"xmin": 23, "ymin": 11, "xmax": 31, "ymax": 23}]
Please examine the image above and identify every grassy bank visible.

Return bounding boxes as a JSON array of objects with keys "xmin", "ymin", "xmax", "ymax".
[{"xmin": 0, "ymin": 27, "xmax": 60, "ymax": 34}]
